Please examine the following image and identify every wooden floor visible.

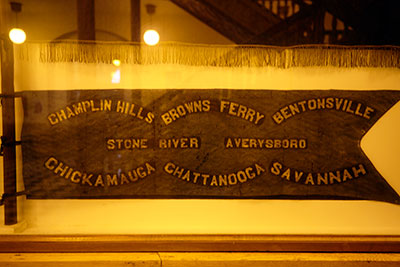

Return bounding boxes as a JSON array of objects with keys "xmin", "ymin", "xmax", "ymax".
[{"xmin": 0, "ymin": 253, "xmax": 400, "ymax": 267}]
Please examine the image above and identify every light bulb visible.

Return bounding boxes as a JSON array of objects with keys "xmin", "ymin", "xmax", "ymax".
[
  {"xmin": 143, "ymin": 29, "xmax": 160, "ymax": 46},
  {"xmin": 112, "ymin": 59, "xmax": 121, "ymax": 67},
  {"xmin": 9, "ymin": 28, "xmax": 26, "ymax": 44}
]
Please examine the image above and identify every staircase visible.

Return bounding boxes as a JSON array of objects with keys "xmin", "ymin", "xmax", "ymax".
[{"xmin": 170, "ymin": 0, "xmax": 400, "ymax": 45}]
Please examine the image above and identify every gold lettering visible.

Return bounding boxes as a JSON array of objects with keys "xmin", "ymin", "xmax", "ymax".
[
  {"xmin": 305, "ymin": 173, "xmax": 315, "ymax": 185},
  {"xmin": 245, "ymin": 108, "xmax": 256, "ymax": 122},
  {"xmin": 317, "ymin": 98, "xmax": 325, "ymax": 109},
  {"xmin": 94, "ymin": 175, "xmax": 105, "ymax": 187},
  {"xmin": 182, "ymin": 170, "xmax": 191, "ymax": 181},
  {"xmin": 281, "ymin": 106, "xmax": 292, "ymax": 119},
  {"xmin": 116, "ymin": 101, "xmax": 125, "ymax": 113},
  {"xmin": 219, "ymin": 175, "xmax": 228, "ymax": 186},
  {"xmin": 237, "ymin": 171, "xmax": 247, "ymax": 183},
  {"xmin": 47, "ymin": 114, "xmax": 59, "ymax": 125},
  {"xmin": 137, "ymin": 167, "xmax": 146, "ymax": 178},
  {"xmin": 81, "ymin": 173, "xmax": 93, "ymax": 186},
  {"xmin": 107, "ymin": 139, "xmax": 115, "ymax": 150},
  {"xmin": 104, "ymin": 99, "xmax": 112, "ymax": 111},
  {"xmin": 270, "ymin": 162, "xmax": 282, "ymax": 175},
  {"xmin": 161, "ymin": 113, "xmax": 172, "ymax": 125},
  {"xmin": 193, "ymin": 172, "xmax": 200, "ymax": 183},
  {"xmin": 220, "ymin": 100, "xmax": 230, "ymax": 113},
  {"xmin": 355, "ymin": 103, "xmax": 363, "ymax": 116},
  {"xmin": 202, "ymin": 100, "xmax": 211, "ymax": 112},
  {"xmin": 82, "ymin": 101, "xmax": 91, "ymax": 112},
  {"xmin": 228, "ymin": 173, "xmax": 237, "ymax": 185},
  {"xmin": 329, "ymin": 171, "xmax": 341, "ymax": 184},
  {"xmin": 225, "ymin": 138, "xmax": 233, "ymax": 148},
  {"xmin": 70, "ymin": 171, "xmax": 81, "ymax": 183},
  {"xmin": 90, "ymin": 100, "xmax": 100, "ymax": 112},
  {"xmin": 145, "ymin": 112, "xmax": 154, "ymax": 124},
  {"xmin": 164, "ymin": 162, "xmax": 175, "ymax": 174},
  {"xmin": 72, "ymin": 103, "xmax": 83, "ymax": 114},
  {"xmin": 210, "ymin": 176, "xmax": 218, "ymax": 186},
  {"xmin": 106, "ymin": 174, "xmax": 118, "ymax": 186},
  {"xmin": 352, "ymin": 164, "xmax": 366, "ymax": 177},
  {"xmin": 128, "ymin": 170, "xmax": 139, "ymax": 182},
  {"xmin": 66, "ymin": 107, "xmax": 76, "ymax": 118},
  {"xmin": 272, "ymin": 112, "xmax": 284, "ymax": 124},
  {"xmin": 120, "ymin": 173, "xmax": 130, "ymax": 185},
  {"xmin": 363, "ymin": 106, "xmax": 374, "ymax": 119},
  {"xmin": 294, "ymin": 171, "xmax": 303, "ymax": 182},
  {"xmin": 245, "ymin": 167, "xmax": 255, "ymax": 179},
  {"xmin": 173, "ymin": 166, "xmax": 184, "ymax": 178},
  {"xmin": 202, "ymin": 174, "xmax": 210, "ymax": 185},
  {"xmin": 281, "ymin": 168, "xmax": 290, "ymax": 180},
  {"xmin": 145, "ymin": 162, "xmax": 156, "ymax": 174},
  {"xmin": 255, "ymin": 163, "xmax": 265, "ymax": 175},
  {"xmin": 56, "ymin": 110, "xmax": 67, "ymax": 122},
  {"xmin": 44, "ymin": 157, "xmax": 58, "ymax": 170},
  {"xmin": 289, "ymin": 103, "xmax": 300, "ymax": 115},
  {"xmin": 184, "ymin": 102, "xmax": 194, "ymax": 113},
  {"xmin": 136, "ymin": 107, "xmax": 144, "ymax": 119},
  {"xmin": 54, "ymin": 162, "xmax": 68, "ymax": 176},
  {"xmin": 317, "ymin": 173, "xmax": 328, "ymax": 185}
]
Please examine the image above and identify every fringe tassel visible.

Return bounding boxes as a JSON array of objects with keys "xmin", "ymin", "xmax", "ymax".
[{"xmin": 15, "ymin": 41, "xmax": 400, "ymax": 68}]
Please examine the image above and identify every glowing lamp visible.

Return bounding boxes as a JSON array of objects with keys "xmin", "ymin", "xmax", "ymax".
[
  {"xmin": 143, "ymin": 30, "xmax": 160, "ymax": 46},
  {"xmin": 9, "ymin": 28, "xmax": 26, "ymax": 44},
  {"xmin": 112, "ymin": 59, "xmax": 121, "ymax": 67}
]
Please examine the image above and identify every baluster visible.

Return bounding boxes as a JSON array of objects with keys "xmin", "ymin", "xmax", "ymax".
[
  {"xmin": 284, "ymin": 0, "xmax": 288, "ymax": 18},
  {"xmin": 277, "ymin": 0, "xmax": 281, "ymax": 17},
  {"xmin": 344, "ymin": 23, "xmax": 349, "ymax": 43},
  {"xmin": 331, "ymin": 16, "xmax": 338, "ymax": 43},
  {"xmin": 293, "ymin": 1, "xmax": 298, "ymax": 14},
  {"xmin": 315, "ymin": 10, "xmax": 325, "ymax": 43}
]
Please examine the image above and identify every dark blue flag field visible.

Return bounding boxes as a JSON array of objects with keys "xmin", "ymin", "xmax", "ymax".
[{"xmin": 21, "ymin": 89, "xmax": 400, "ymax": 204}]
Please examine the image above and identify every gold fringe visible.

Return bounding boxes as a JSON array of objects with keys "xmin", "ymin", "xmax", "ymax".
[{"xmin": 15, "ymin": 41, "xmax": 400, "ymax": 68}]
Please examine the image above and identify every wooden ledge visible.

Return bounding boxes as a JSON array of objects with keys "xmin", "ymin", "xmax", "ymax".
[{"xmin": 0, "ymin": 235, "xmax": 400, "ymax": 252}]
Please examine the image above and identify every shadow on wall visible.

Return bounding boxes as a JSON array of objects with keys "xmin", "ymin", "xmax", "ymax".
[{"xmin": 54, "ymin": 29, "xmax": 129, "ymax": 41}]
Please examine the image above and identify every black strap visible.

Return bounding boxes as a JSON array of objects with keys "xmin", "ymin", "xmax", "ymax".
[
  {"xmin": 0, "ymin": 136, "xmax": 22, "ymax": 156},
  {"xmin": 0, "ymin": 191, "xmax": 26, "ymax": 206},
  {"xmin": 0, "ymin": 92, "xmax": 22, "ymax": 106}
]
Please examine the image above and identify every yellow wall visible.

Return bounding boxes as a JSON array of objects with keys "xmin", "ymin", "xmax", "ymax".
[
  {"xmin": 2, "ymin": 54, "xmax": 399, "ymax": 234},
  {"xmin": 0, "ymin": 0, "xmax": 399, "ymax": 236},
  {"xmin": 1, "ymin": 0, "xmax": 232, "ymax": 43}
]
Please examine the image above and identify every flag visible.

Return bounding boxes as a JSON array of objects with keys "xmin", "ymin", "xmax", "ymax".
[{"xmin": 21, "ymin": 89, "xmax": 400, "ymax": 204}]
